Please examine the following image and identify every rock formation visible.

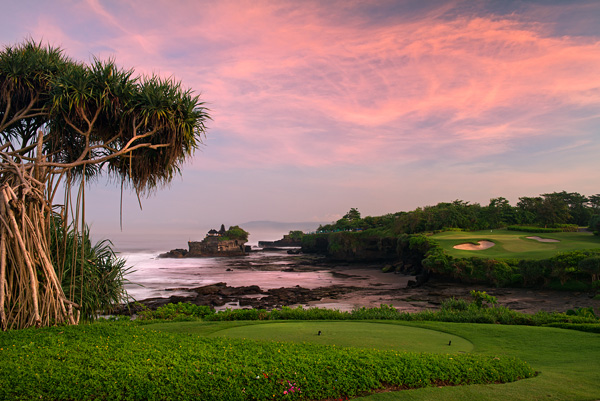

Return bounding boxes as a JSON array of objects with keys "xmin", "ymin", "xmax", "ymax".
[{"xmin": 159, "ymin": 225, "xmax": 248, "ymax": 258}]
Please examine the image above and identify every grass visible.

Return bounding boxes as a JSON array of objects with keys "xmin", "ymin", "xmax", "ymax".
[
  {"xmin": 353, "ymin": 322, "xmax": 600, "ymax": 401},
  {"xmin": 431, "ymin": 229, "xmax": 600, "ymax": 260},
  {"xmin": 0, "ymin": 320, "xmax": 535, "ymax": 401},
  {"xmin": 153, "ymin": 321, "xmax": 474, "ymax": 353},
  {"xmin": 148, "ymin": 320, "xmax": 600, "ymax": 401}
]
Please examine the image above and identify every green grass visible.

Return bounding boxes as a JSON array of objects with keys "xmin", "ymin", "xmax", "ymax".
[
  {"xmin": 432, "ymin": 229, "xmax": 600, "ymax": 260},
  {"xmin": 0, "ymin": 321, "xmax": 536, "ymax": 400},
  {"xmin": 206, "ymin": 321, "xmax": 473, "ymax": 353},
  {"xmin": 354, "ymin": 322, "xmax": 600, "ymax": 401},
  {"xmin": 149, "ymin": 320, "xmax": 600, "ymax": 401}
]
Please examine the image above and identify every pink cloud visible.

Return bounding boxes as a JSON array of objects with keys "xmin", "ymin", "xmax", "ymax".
[{"xmin": 20, "ymin": 1, "xmax": 600, "ymax": 171}]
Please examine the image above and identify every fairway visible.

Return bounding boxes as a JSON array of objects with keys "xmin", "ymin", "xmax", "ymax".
[
  {"xmin": 432, "ymin": 229, "xmax": 600, "ymax": 259},
  {"xmin": 207, "ymin": 321, "xmax": 473, "ymax": 353}
]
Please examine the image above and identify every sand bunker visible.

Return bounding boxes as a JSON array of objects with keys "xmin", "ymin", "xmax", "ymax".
[
  {"xmin": 526, "ymin": 236, "xmax": 560, "ymax": 243},
  {"xmin": 453, "ymin": 241, "xmax": 495, "ymax": 251}
]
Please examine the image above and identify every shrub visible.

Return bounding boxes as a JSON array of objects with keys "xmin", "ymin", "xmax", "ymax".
[
  {"xmin": 469, "ymin": 290, "xmax": 498, "ymax": 308},
  {"xmin": 578, "ymin": 256, "xmax": 600, "ymax": 281},
  {"xmin": 138, "ymin": 302, "xmax": 214, "ymax": 320},
  {"xmin": 507, "ymin": 226, "xmax": 562, "ymax": 233}
]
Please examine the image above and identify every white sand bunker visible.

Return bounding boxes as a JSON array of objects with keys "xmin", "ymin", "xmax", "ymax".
[
  {"xmin": 453, "ymin": 241, "xmax": 495, "ymax": 251},
  {"xmin": 526, "ymin": 236, "xmax": 560, "ymax": 243}
]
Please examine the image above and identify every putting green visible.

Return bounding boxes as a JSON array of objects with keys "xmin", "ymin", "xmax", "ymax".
[{"xmin": 208, "ymin": 321, "xmax": 473, "ymax": 353}]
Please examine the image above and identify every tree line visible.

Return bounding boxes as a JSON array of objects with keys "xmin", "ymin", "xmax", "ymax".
[{"xmin": 318, "ymin": 191, "xmax": 600, "ymax": 235}]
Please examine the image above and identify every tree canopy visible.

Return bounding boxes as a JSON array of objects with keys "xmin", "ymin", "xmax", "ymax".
[
  {"xmin": 315, "ymin": 191, "xmax": 600, "ymax": 236},
  {"xmin": 0, "ymin": 40, "xmax": 210, "ymax": 329}
]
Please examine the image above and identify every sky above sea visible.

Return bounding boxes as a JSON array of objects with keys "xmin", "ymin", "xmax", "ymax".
[{"xmin": 2, "ymin": 0, "xmax": 599, "ymax": 249}]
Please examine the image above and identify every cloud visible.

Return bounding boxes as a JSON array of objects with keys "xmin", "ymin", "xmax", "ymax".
[{"xmin": 14, "ymin": 0, "xmax": 600, "ymax": 173}]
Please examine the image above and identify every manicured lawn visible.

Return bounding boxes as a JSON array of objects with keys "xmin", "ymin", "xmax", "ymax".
[
  {"xmin": 146, "ymin": 320, "xmax": 600, "ymax": 401},
  {"xmin": 356, "ymin": 322, "xmax": 600, "ymax": 401},
  {"xmin": 431, "ymin": 229, "xmax": 600, "ymax": 259},
  {"xmin": 156, "ymin": 321, "xmax": 474, "ymax": 353},
  {"xmin": 0, "ymin": 320, "xmax": 534, "ymax": 401}
]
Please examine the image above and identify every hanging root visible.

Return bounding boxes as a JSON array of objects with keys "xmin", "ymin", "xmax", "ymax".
[{"xmin": 0, "ymin": 174, "xmax": 80, "ymax": 329}]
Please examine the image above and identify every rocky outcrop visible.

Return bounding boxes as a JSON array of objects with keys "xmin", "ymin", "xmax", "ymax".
[
  {"xmin": 188, "ymin": 237, "xmax": 246, "ymax": 257},
  {"xmin": 258, "ymin": 234, "xmax": 302, "ymax": 248},
  {"xmin": 125, "ymin": 282, "xmax": 360, "ymax": 311},
  {"xmin": 158, "ymin": 248, "xmax": 188, "ymax": 258},
  {"xmin": 159, "ymin": 230, "xmax": 248, "ymax": 258}
]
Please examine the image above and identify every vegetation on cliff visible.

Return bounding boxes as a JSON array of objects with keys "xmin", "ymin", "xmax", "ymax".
[
  {"xmin": 221, "ymin": 225, "xmax": 249, "ymax": 242},
  {"xmin": 304, "ymin": 191, "xmax": 600, "ymax": 290}
]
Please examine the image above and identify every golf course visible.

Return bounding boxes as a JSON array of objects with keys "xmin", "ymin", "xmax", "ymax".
[
  {"xmin": 431, "ymin": 229, "xmax": 600, "ymax": 260},
  {"xmin": 2, "ymin": 317, "xmax": 599, "ymax": 400}
]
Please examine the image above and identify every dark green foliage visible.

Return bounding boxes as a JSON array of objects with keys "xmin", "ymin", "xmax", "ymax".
[
  {"xmin": 221, "ymin": 225, "xmax": 249, "ymax": 241},
  {"xmin": 287, "ymin": 230, "xmax": 304, "ymax": 241},
  {"xmin": 312, "ymin": 191, "xmax": 597, "ymax": 239},
  {"xmin": 551, "ymin": 224, "xmax": 579, "ymax": 232},
  {"xmin": 542, "ymin": 322, "xmax": 600, "ymax": 333},
  {"xmin": 589, "ymin": 214, "xmax": 600, "ymax": 235},
  {"xmin": 565, "ymin": 307, "xmax": 597, "ymax": 319},
  {"xmin": 507, "ymin": 226, "xmax": 562, "ymax": 233},
  {"xmin": 49, "ymin": 217, "xmax": 130, "ymax": 321},
  {"xmin": 579, "ymin": 256, "xmax": 600, "ymax": 281},
  {"xmin": 161, "ymin": 301, "xmax": 600, "ymax": 327},
  {"xmin": 137, "ymin": 302, "xmax": 214, "ymax": 321},
  {"xmin": 469, "ymin": 290, "xmax": 497, "ymax": 308}
]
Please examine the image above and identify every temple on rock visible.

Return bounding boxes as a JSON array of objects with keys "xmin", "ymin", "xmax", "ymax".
[
  {"xmin": 159, "ymin": 224, "xmax": 249, "ymax": 258},
  {"xmin": 187, "ymin": 225, "xmax": 247, "ymax": 257}
]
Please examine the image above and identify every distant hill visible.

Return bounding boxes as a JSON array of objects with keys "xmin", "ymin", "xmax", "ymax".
[
  {"xmin": 240, "ymin": 220, "xmax": 323, "ymax": 233},
  {"xmin": 240, "ymin": 221, "xmax": 325, "ymax": 246}
]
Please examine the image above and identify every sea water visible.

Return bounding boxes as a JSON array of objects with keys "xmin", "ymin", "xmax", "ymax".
[{"xmin": 121, "ymin": 250, "xmax": 342, "ymax": 302}]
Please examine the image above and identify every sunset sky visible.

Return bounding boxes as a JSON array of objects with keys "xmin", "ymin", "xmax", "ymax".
[{"xmin": 2, "ymin": 0, "xmax": 599, "ymax": 248}]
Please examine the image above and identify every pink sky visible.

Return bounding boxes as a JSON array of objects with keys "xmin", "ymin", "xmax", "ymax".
[{"xmin": 2, "ymin": 0, "xmax": 599, "ymax": 248}]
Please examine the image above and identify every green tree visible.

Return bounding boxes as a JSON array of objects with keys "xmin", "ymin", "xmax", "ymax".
[
  {"xmin": 539, "ymin": 192, "xmax": 571, "ymax": 226},
  {"xmin": 0, "ymin": 40, "xmax": 209, "ymax": 329},
  {"xmin": 224, "ymin": 226, "xmax": 249, "ymax": 241},
  {"xmin": 516, "ymin": 196, "xmax": 543, "ymax": 225},
  {"xmin": 589, "ymin": 194, "xmax": 600, "ymax": 213},
  {"xmin": 589, "ymin": 215, "xmax": 600, "ymax": 235},
  {"xmin": 343, "ymin": 208, "xmax": 361, "ymax": 221},
  {"xmin": 486, "ymin": 197, "xmax": 516, "ymax": 228},
  {"xmin": 287, "ymin": 230, "xmax": 304, "ymax": 241}
]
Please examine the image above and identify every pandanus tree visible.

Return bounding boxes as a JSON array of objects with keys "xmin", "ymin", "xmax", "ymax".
[{"xmin": 0, "ymin": 40, "xmax": 209, "ymax": 329}]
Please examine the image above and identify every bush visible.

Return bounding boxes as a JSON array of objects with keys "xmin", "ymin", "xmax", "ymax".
[
  {"xmin": 578, "ymin": 256, "xmax": 600, "ymax": 281},
  {"xmin": 507, "ymin": 226, "xmax": 562, "ymax": 233},
  {"xmin": 138, "ymin": 302, "xmax": 214, "ymax": 320}
]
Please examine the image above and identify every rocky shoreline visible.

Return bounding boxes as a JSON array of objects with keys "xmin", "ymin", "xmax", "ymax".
[{"xmin": 120, "ymin": 250, "xmax": 600, "ymax": 315}]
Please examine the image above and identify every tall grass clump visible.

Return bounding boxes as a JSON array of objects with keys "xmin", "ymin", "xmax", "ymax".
[{"xmin": 50, "ymin": 217, "xmax": 130, "ymax": 322}]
